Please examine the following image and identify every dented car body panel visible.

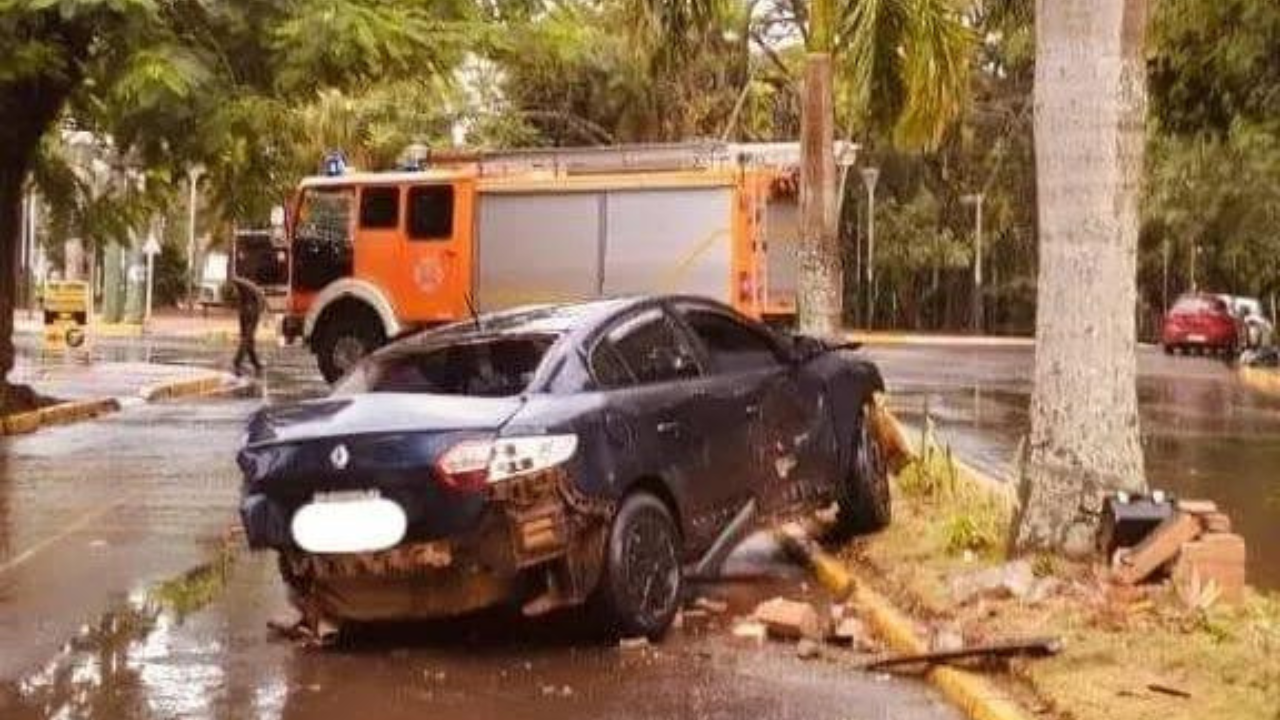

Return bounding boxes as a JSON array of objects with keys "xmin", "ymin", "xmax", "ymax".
[{"xmin": 238, "ymin": 295, "xmax": 886, "ymax": 624}]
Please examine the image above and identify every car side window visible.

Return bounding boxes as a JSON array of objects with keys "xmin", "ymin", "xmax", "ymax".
[
  {"xmin": 589, "ymin": 339, "xmax": 634, "ymax": 389},
  {"xmin": 607, "ymin": 310, "xmax": 701, "ymax": 385},
  {"xmin": 680, "ymin": 308, "xmax": 783, "ymax": 374}
]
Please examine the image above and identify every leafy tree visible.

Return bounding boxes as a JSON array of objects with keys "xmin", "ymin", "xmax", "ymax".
[{"xmin": 0, "ymin": 0, "xmax": 472, "ymax": 410}]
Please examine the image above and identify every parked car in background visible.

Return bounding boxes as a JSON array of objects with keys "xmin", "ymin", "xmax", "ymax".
[
  {"xmin": 238, "ymin": 296, "xmax": 894, "ymax": 639},
  {"xmin": 1161, "ymin": 293, "xmax": 1239, "ymax": 355},
  {"xmin": 1218, "ymin": 295, "xmax": 1274, "ymax": 350}
]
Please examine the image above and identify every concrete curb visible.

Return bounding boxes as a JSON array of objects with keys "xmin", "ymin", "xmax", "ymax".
[
  {"xmin": 774, "ymin": 408, "xmax": 1034, "ymax": 720},
  {"xmin": 138, "ymin": 373, "xmax": 234, "ymax": 402},
  {"xmin": 2, "ymin": 372, "xmax": 236, "ymax": 436},
  {"xmin": 1, "ymin": 398, "xmax": 122, "ymax": 436},
  {"xmin": 1239, "ymin": 366, "xmax": 1280, "ymax": 397},
  {"xmin": 847, "ymin": 332, "xmax": 1035, "ymax": 348},
  {"xmin": 884, "ymin": 412, "xmax": 1018, "ymax": 505}
]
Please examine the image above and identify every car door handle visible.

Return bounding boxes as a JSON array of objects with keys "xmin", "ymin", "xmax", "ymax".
[{"xmin": 657, "ymin": 420, "xmax": 682, "ymax": 435}]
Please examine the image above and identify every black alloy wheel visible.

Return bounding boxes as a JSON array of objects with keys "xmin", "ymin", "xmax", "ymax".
[{"xmin": 594, "ymin": 492, "xmax": 682, "ymax": 639}]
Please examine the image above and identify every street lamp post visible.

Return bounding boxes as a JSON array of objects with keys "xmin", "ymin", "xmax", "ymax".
[
  {"xmin": 961, "ymin": 193, "xmax": 985, "ymax": 333},
  {"xmin": 186, "ymin": 165, "xmax": 204, "ymax": 311},
  {"xmin": 860, "ymin": 167, "xmax": 879, "ymax": 328}
]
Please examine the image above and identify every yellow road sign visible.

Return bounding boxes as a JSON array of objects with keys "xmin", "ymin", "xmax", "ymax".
[{"xmin": 43, "ymin": 280, "xmax": 90, "ymax": 351}]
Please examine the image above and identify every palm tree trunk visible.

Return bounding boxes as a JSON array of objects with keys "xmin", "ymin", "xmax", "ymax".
[
  {"xmin": 797, "ymin": 0, "xmax": 841, "ymax": 338},
  {"xmin": 1014, "ymin": 0, "xmax": 1149, "ymax": 555}
]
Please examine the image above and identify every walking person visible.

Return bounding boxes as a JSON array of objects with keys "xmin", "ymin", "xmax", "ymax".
[{"xmin": 230, "ymin": 275, "xmax": 267, "ymax": 377}]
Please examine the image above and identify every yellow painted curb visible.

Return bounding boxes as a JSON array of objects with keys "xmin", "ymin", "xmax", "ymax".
[
  {"xmin": 1, "ymin": 398, "xmax": 121, "ymax": 436},
  {"xmin": 1240, "ymin": 366, "xmax": 1280, "ymax": 397},
  {"xmin": 852, "ymin": 582, "xmax": 1033, "ymax": 720},
  {"xmin": 2, "ymin": 410, "xmax": 43, "ymax": 435},
  {"xmin": 790, "ymin": 536, "xmax": 1034, "ymax": 720},
  {"xmin": 139, "ymin": 374, "xmax": 229, "ymax": 402},
  {"xmin": 884, "ymin": 411, "xmax": 1017, "ymax": 506}
]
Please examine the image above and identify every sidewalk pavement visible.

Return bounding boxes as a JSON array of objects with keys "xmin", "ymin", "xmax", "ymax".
[
  {"xmin": 14, "ymin": 307, "xmax": 280, "ymax": 344},
  {"xmin": 847, "ymin": 330, "xmax": 1034, "ymax": 347},
  {"xmin": 10, "ymin": 356, "xmax": 238, "ymax": 407}
]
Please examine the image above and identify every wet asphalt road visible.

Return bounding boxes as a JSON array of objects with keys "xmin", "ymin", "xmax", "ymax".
[
  {"xmin": 3, "ymin": 333, "xmax": 1275, "ymax": 720},
  {"xmin": 864, "ymin": 343, "xmax": 1280, "ymax": 588},
  {"xmin": 0, "ymin": 336, "xmax": 961, "ymax": 720}
]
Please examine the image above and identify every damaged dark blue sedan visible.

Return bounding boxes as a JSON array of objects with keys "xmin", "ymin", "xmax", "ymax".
[{"xmin": 238, "ymin": 296, "xmax": 895, "ymax": 639}]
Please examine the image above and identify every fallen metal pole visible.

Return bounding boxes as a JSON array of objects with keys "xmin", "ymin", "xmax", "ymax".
[
  {"xmin": 688, "ymin": 499, "xmax": 758, "ymax": 580},
  {"xmin": 860, "ymin": 637, "xmax": 1064, "ymax": 672}
]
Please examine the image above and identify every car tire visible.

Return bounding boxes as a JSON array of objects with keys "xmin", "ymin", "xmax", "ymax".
[
  {"xmin": 1162, "ymin": 344, "xmax": 1173, "ymax": 356},
  {"xmin": 826, "ymin": 403, "xmax": 892, "ymax": 543},
  {"xmin": 313, "ymin": 312, "xmax": 386, "ymax": 383},
  {"xmin": 593, "ymin": 492, "xmax": 683, "ymax": 639}
]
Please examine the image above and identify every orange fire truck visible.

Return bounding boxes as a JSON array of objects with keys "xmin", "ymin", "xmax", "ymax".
[{"xmin": 282, "ymin": 142, "xmax": 843, "ymax": 381}]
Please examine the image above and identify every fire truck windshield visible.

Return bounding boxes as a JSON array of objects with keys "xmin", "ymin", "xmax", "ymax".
[{"xmin": 293, "ymin": 187, "xmax": 354, "ymax": 291}]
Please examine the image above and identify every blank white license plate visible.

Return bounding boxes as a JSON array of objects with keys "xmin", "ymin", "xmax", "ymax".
[
  {"xmin": 1187, "ymin": 334, "xmax": 1207, "ymax": 343},
  {"xmin": 291, "ymin": 490, "xmax": 407, "ymax": 554}
]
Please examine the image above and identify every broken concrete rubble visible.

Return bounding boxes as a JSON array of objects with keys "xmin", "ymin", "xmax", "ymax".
[
  {"xmin": 830, "ymin": 617, "xmax": 867, "ymax": 647},
  {"xmin": 949, "ymin": 559, "xmax": 1035, "ymax": 605},
  {"xmin": 752, "ymin": 597, "xmax": 827, "ymax": 640},
  {"xmin": 692, "ymin": 596, "xmax": 728, "ymax": 614},
  {"xmin": 795, "ymin": 638, "xmax": 822, "ymax": 659},
  {"xmin": 730, "ymin": 619, "xmax": 768, "ymax": 645},
  {"xmin": 618, "ymin": 637, "xmax": 650, "ymax": 652}
]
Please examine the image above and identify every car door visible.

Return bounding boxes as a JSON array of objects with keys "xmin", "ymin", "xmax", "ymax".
[
  {"xmin": 668, "ymin": 303, "xmax": 778, "ymax": 519},
  {"xmin": 673, "ymin": 304, "xmax": 832, "ymax": 517},
  {"xmin": 589, "ymin": 308, "xmax": 720, "ymax": 549}
]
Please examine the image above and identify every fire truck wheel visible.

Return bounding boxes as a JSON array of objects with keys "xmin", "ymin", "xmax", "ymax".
[{"xmin": 313, "ymin": 309, "xmax": 386, "ymax": 383}]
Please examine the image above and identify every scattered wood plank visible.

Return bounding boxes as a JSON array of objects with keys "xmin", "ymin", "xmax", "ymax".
[
  {"xmin": 1147, "ymin": 683, "xmax": 1191, "ymax": 699},
  {"xmin": 859, "ymin": 636, "xmax": 1064, "ymax": 671}
]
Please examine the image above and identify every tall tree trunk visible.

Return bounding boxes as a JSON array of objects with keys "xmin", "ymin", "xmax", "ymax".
[
  {"xmin": 797, "ymin": 52, "xmax": 841, "ymax": 337},
  {"xmin": 0, "ymin": 13, "xmax": 91, "ymax": 412},
  {"xmin": 1015, "ymin": 0, "xmax": 1149, "ymax": 555}
]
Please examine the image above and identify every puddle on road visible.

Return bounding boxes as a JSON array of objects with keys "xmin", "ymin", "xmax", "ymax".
[
  {"xmin": 881, "ymin": 354, "xmax": 1280, "ymax": 590},
  {"xmin": 0, "ymin": 543, "xmax": 239, "ymax": 720},
  {"xmin": 0, "ymin": 533, "xmax": 955, "ymax": 720}
]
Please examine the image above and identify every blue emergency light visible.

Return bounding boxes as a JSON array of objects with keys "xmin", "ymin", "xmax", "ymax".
[{"xmin": 322, "ymin": 150, "xmax": 347, "ymax": 176}]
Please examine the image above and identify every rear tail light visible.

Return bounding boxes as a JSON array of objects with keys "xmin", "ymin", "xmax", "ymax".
[
  {"xmin": 489, "ymin": 435, "xmax": 578, "ymax": 482},
  {"xmin": 435, "ymin": 439, "xmax": 494, "ymax": 492},
  {"xmin": 435, "ymin": 434, "xmax": 579, "ymax": 491}
]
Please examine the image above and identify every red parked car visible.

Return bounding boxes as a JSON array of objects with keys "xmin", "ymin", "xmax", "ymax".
[{"xmin": 1161, "ymin": 293, "xmax": 1238, "ymax": 355}]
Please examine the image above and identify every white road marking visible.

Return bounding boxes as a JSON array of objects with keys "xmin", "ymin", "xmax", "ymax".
[{"xmin": 0, "ymin": 501, "xmax": 125, "ymax": 575}]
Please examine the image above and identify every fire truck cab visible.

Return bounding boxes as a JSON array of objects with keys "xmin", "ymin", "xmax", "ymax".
[{"xmin": 283, "ymin": 142, "xmax": 838, "ymax": 382}]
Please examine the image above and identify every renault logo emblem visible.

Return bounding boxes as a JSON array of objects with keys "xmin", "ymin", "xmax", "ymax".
[{"xmin": 330, "ymin": 444, "xmax": 350, "ymax": 470}]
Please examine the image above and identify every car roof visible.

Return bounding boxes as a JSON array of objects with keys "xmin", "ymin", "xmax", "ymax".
[{"xmin": 387, "ymin": 297, "xmax": 645, "ymax": 349}]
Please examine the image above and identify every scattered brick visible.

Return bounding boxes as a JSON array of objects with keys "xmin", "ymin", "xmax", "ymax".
[
  {"xmin": 1112, "ymin": 512, "xmax": 1203, "ymax": 585},
  {"xmin": 753, "ymin": 597, "xmax": 826, "ymax": 640},
  {"xmin": 1173, "ymin": 533, "xmax": 1247, "ymax": 605}
]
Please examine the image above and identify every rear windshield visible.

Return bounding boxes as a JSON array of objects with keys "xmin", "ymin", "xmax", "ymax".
[
  {"xmin": 1171, "ymin": 296, "xmax": 1225, "ymax": 314},
  {"xmin": 337, "ymin": 335, "xmax": 556, "ymax": 397}
]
